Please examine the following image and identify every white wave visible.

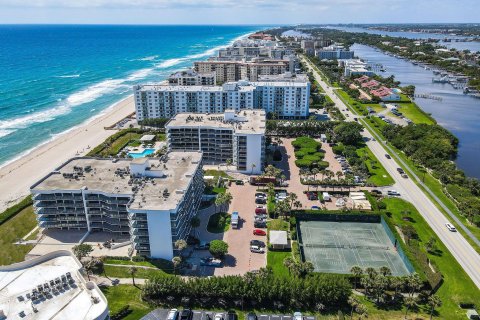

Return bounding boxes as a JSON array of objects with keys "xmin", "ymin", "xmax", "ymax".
[
  {"xmin": 66, "ymin": 79, "xmax": 127, "ymax": 106},
  {"xmin": 156, "ymin": 58, "xmax": 184, "ymax": 69},
  {"xmin": 0, "ymin": 129, "xmax": 14, "ymax": 139},
  {"xmin": 139, "ymin": 55, "xmax": 159, "ymax": 61},
  {"xmin": 127, "ymin": 68, "xmax": 154, "ymax": 81},
  {"xmin": 0, "ymin": 104, "xmax": 71, "ymax": 131},
  {"xmin": 56, "ymin": 74, "xmax": 80, "ymax": 78}
]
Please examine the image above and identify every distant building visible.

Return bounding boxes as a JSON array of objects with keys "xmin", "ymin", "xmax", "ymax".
[
  {"xmin": 31, "ymin": 152, "xmax": 204, "ymax": 259},
  {"xmin": 166, "ymin": 110, "xmax": 266, "ymax": 174},
  {"xmin": 343, "ymin": 59, "xmax": 375, "ymax": 77},
  {"xmin": 168, "ymin": 69, "xmax": 216, "ymax": 86},
  {"xmin": 134, "ymin": 80, "xmax": 310, "ymax": 121},
  {"xmin": 0, "ymin": 250, "xmax": 109, "ymax": 320},
  {"xmin": 301, "ymin": 40, "xmax": 315, "ymax": 55},
  {"xmin": 315, "ymin": 45, "xmax": 354, "ymax": 60},
  {"xmin": 370, "ymin": 86, "xmax": 401, "ymax": 101},
  {"xmin": 194, "ymin": 59, "xmax": 294, "ymax": 84}
]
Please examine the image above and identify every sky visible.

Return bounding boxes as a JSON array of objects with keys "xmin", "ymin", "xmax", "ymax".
[{"xmin": 0, "ymin": 0, "xmax": 478, "ymax": 24}]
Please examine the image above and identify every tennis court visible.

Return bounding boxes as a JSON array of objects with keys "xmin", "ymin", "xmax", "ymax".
[{"xmin": 298, "ymin": 220, "xmax": 411, "ymax": 276}]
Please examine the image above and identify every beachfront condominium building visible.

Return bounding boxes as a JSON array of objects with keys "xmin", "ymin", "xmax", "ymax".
[
  {"xmin": 343, "ymin": 59, "xmax": 376, "ymax": 77},
  {"xmin": 30, "ymin": 152, "xmax": 204, "ymax": 260},
  {"xmin": 134, "ymin": 80, "xmax": 310, "ymax": 121},
  {"xmin": 166, "ymin": 110, "xmax": 266, "ymax": 174},
  {"xmin": 193, "ymin": 59, "xmax": 294, "ymax": 84},
  {"xmin": 168, "ymin": 69, "xmax": 216, "ymax": 86}
]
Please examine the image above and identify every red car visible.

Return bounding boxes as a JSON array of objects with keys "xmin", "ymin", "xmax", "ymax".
[
  {"xmin": 255, "ymin": 207, "xmax": 267, "ymax": 214},
  {"xmin": 253, "ymin": 229, "xmax": 266, "ymax": 236}
]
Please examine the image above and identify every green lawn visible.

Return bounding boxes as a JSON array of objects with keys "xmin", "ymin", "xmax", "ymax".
[
  {"xmin": 395, "ymin": 101, "xmax": 435, "ymax": 124},
  {"xmin": 101, "ymin": 285, "xmax": 153, "ymax": 320},
  {"xmin": 266, "ymin": 250, "xmax": 291, "ymax": 278},
  {"xmin": 356, "ymin": 146, "xmax": 394, "ymax": 186},
  {"xmin": 204, "ymin": 169, "xmax": 233, "ymax": 179},
  {"xmin": 207, "ymin": 212, "xmax": 230, "ymax": 233},
  {"xmin": 104, "ymin": 258, "xmax": 174, "ymax": 273},
  {"xmin": 267, "ymin": 219, "xmax": 289, "ymax": 231},
  {"xmin": 103, "ymin": 265, "xmax": 168, "ymax": 279},
  {"xmin": 0, "ymin": 205, "xmax": 37, "ymax": 265},
  {"xmin": 382, "ymin": 198, "xmax": 480, "ymax": 319}
]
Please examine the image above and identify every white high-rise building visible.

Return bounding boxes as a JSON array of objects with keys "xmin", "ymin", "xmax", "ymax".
[{"xmin": 134, "ymin": 80, "xmax": 310, "ymax": 121}]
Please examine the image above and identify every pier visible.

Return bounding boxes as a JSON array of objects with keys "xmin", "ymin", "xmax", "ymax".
[{"xmin": 414, "ymin": 93, "xmax": 443, "ymax": 101}]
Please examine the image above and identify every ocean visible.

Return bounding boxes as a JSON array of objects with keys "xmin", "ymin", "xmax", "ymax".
[{"xmin": 0, "ymin": 25, "xmax": 263, "ymax": 166}]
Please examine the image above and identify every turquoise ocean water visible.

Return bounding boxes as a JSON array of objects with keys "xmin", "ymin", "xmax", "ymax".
[{"xmin": 0, "ymin": 25, "xmax": 263, "ymax": 166}]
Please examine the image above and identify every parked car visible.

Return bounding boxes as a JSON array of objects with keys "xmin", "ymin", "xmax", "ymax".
[
  {"xmin": 195, "ymin": 241, "xmax": 210, "ymax": 250},
  {"xmin": 250, "ymin": 245, "xmax": 265, "ymax": 253},
  {"xmin": 255, "ymin": 198, "xmax": 266, "ymax": 204},
  {"xmin": 214, "ymin": 313, "xmax": 224, "ymax": 320},
  {"xmin": 306, "ymin": 191, "xmax": 318, "ymax": 200},
  {"xmin": 227, "ymin": 312, "xmax": 237, "ymax": 320},
  {"xmin": 445, "ymin": 223, "xmax": 457, "ymax": 232},
  {"xmin": 255, "ymin": 214, "xmax": 267, "ymax": 220},
  {"xmin": 180, "ymin": 309, "xmax": 193, "ymax": 320},
  {"xmin": 167, "ymin": 309, "xmax": 179, "ymax": 320},
  {"xmin": 255, "ymin": 207, "xmax": 267, "ymax": 214},
  {"xmin": 235, "ymin": 180, "xmax": 244, "ymax": 185},
  {"xmin": 254, "ymin": 221, "xmax": 267, "ymax": 228},
  {"xmin": 253, "ymin": 229, "xmax": 266, "ymax": 236},
  {"xmin": 255, "ymin": 192, "xmax": 266, "ymax": 199},
  {"xmin": 385, "ymin": 154, "xmax": 391, "ymax": 159},
  {"xmin": 246, "ymin": 313, "xmax": 257, "ymax": 320},
  {"xmin": 311, "ymin": 205, "xmax": 320, "ymax": 210},
  {"xmin": 293, "ymin": 312, "xmax": 303, "ymax": 320},
  {"xmin": 370, "ymin": 189, "xmax": 382, "ymax": 196},
  {"xmin": 250, "ymin": 240, "xmax": 266, "ymax": 247},
  {"xmin": 200, "ymin": 257, "xmax": 222, "ymax": 267}
]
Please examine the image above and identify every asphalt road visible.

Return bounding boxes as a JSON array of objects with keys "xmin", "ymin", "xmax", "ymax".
[{"xmin": 302, "ymin": 56, "xmax": 480, "ymax": 289}]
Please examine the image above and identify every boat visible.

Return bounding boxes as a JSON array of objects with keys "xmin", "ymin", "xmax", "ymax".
[{"xmin": 432, "ymin": 76, "xmax": 449, "ymax": 83}]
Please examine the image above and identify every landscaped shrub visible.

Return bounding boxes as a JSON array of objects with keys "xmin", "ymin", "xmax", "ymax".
[
  {"xmin": 0, "ymin": 196, "xmax": 33, "ymax": 226},
  {"xmin": 332, "ymin": 145, "xmax": 344, "ymax": 155},
  {"xmin": 110, "ymin": 305, "xmax": 131, "ymax": 320},
  {"xmin": 132, "ymin": 256, "xmax": 146, "ymax": 262}
]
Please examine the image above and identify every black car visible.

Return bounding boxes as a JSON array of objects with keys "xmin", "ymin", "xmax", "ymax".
[
  {"xmin": 227, "ymin": 311, "xmax": 238, "ymax": 320},
  {"xmin": 397, "ymin": 168, "xmax": 405, "ymax": 174},
  {"xmin": 255, "ymin": 198, "xmax": 266, "ymax": 204},
  {"xmin": 246, "ymin": 313, "xmax": 257, "ymax": 320},
  {"xmin": 180, "ymin": 309, "xmax": 193, "ymax": 320},
  {"xmin": 385, "ymin": 154, "xmax": 391, "ymax": 159},
  {"xmin": 254, "ymin": 221, "xmax": 267, "ymax": 228},
  {"xmin": 250, "ymin": 240, "xmax": 266, "ymax": 247}
]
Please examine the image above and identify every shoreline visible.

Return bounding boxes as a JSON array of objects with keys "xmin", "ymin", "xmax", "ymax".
[{"xmin": 0, "ymin": 96, "xmax": 135, "ymax": 212}]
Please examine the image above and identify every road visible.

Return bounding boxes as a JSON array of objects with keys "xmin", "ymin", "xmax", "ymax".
[{"xmin": 302, "ymin": 56, "xmax": 480, "ymax": 289}]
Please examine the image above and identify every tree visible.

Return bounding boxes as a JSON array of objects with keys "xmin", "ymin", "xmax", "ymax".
[
  {"xmin": 175, "ymin": 239, "xmax": 187, "ymax": 256},
  {"xmin": 333, "ymin": 122, "xmax": 363, "ymax": 146},
  {"xmin": 251, "ymin": 163, "xmax": 256, "ymax": 174},
  {"xmin": 129, "ymin": 266, "xmax": 138, "ymax": 287},
  {"xmin": 83, "ymin": 258, "xmax": 99, "ymax": 281},
  {"xmin": 348, "ymin": 295, "xmax": 359, "ymax": 319},
  {"xmin": 405, "ymin": 273, "xmax": 422, "ymax": 297},
  {"xmin": 379, "ymin": 266, "xmax": 392, "ymax": 277},
  {"xmin": 283, "ymin": 257, "xmax": 295, "ymax": 273},
  {"xmin": 209, "ymin": 240, "xmax": 229, "ymax": 258},
  {"xmin": 172, "ymin": 256, "xmax": 182, "ymax": 276},
  {"xmin": 226, "ymin": 159, "xmax": 233, "ymax": 170},
  {"xmin": 222, "ymin": 191, "xmax": 233, "ymax": 212},
  {"xmin": 350, "ymin": 266, "xmax": 363, "ymax": 290},
  {"xmin": 425, "ymin": 237, "xmax": 437, "ymax": 253},
  {"xmin": 355, "ymin": 303, "xmax": 368, "ymax": 320},
  {"xmin": 190, "ymin": 216, "xmax": 201, "ymax": 237},
  {"xmin": 428, "ymin": 295, "xmax": 442, "ymax": 320},
  {"xmin": 72, "ymin": 244, "xmax": 93, "ymax": 262},
  {"xmin": 404, "ymin": 296, "xmax": 418, "ymax": 319}
]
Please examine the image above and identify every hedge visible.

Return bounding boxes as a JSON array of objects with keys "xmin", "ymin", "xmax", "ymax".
[{"xmin": 0, "ymin": 196, "xmax": 33, "ymax": 226}]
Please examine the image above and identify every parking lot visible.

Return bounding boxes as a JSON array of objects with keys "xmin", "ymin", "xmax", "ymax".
[{"xmin": 141, "ymin": 309, "xmax": 315, "ymax": 320}]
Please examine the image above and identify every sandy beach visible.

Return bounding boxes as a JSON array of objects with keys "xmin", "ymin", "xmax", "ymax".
[{"xmin": 0, "ymin": 96, "xmax": 135, "ymax": 212}]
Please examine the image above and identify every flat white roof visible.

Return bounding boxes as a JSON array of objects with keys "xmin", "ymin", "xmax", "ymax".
[
  {"xmin": 140, "ymin": 134, "xmax": 156, "ymax": 142},
  {"xmin": 269, "ymin": 230, "xmax": 288, "ymax": 246},
  {"xmin": 0, "ymin": 251, "xmax": 108, "ymax": 320}
]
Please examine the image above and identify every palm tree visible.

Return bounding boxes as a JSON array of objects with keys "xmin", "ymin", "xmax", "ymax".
[
  {"xmin": 222, "ymin": 191, "xmax": 233, "ymax": 212},
  {"xmin": 214, "ymin": 193, "xmax": 224, "ymax": 214},
  {"xmin": 428, "ymin": 295, "xmax": 442, "ymax": 320},
  {"xmin": 355, "ymin": 304, "xmax": 368, "ymax": 320},
  {"xmin": 250, "ymin": 163, "xmax": 256, "ymax": 175},
  {"xmin": 129, "ymin": 266, "xmax": 138, "ymax": 286},
  {"xmin": 190, "ymin": 216, "xmax": 200, "ymax": 237},
  {"xmin": 226, "ymin": 159, "xmax": 232, "ymax": 170},
  {"xmin": 283, "ymin": 257, "xmax": 295, "ymax": 274},
  {"xmin": 172, "ymin": 256, "xmax": 182, "ymax": 276},
  {"xmin": 379, "ymin": 266, "xmax": 392, "ymax": 277},
  {"xmin": 404, "ymin": 296, "xmax": 418, "ymax": 319},
  {"xmin": 350, "ymin": 265, "xmax": 363, "ymax": 290},
  {"xmin": 347, "ymin": 295, "xmax": 359, "ymax": 319},
  {"xmin": 311, "ymin": 168, "xmax": 319, "ymax": 182},
  {"xmin": 175, "ymin": 239, "xmax": 187, "ymax": 256},
  {"xmin": 406, "ymin": 273, "xmax": 422, "ymax": 297},
  {"xmin": 293, "ymin": 200, "xmax": 302, "ymax": 211}
]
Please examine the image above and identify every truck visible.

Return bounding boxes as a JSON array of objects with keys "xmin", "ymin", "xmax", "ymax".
[
  {"xmin": 249, "ymin": 176, "xmax": 276, "ymax": 186},
  {"xmin": 231, "ymin": 211, "xmax": 239, "ymax": 229}
]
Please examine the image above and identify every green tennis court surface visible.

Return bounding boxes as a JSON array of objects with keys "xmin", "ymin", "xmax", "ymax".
[{"xmin": 298, "ymin": 220, "xmax": 411, "ymax": 276}]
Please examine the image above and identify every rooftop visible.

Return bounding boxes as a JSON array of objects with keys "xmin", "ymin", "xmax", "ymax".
[
  {"xmin": 31, "ymin": 151, "xmax": 202, "ymax": 211},
  {"xmin": 166, "ymin": 110, "xmax": 266, "ymax": 134},
  {"xmin": 0, "ymin": 251, "xmax": 108, "ymax": 320}
]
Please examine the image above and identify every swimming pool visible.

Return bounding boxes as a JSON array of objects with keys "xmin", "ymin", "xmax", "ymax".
[{"xmin": 128, "ymin": 148, "xmax": 155, "ymax": 159}]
